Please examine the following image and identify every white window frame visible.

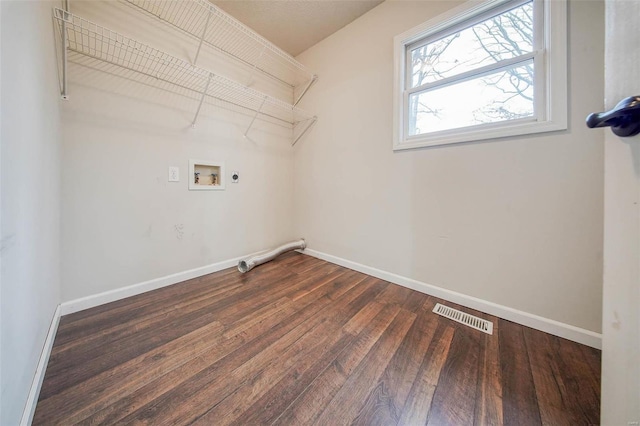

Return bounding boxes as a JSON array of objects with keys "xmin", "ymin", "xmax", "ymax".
[{"xmin": 393, "ymin": 0, "xmax": 567, "ymax": 151}]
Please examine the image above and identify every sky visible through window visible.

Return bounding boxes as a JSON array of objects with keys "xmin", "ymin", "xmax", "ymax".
[{"xmin": 408, "ymin": 1, "xmax": 534, "ymax": 136}]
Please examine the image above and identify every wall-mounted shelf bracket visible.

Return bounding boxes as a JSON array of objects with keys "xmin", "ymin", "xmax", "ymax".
[
  {"xmin": 294, "ymin": 75, "xmax": 318, "ymax": 106},
  {"xmin": 246, "ymin": 45, "xmax": 267, "ymax": 87},
  {"xmin": 193, "ymin": 9, "xmax": 212, "ymax": 66},
  {"xmin": 191, "ymin": 72, "xmax": 213, "ymax": 128},
  {"xmin": 244, "ymin": 96, "xmax": 267, "ymax": 137},
  {"xmin": 292, "ymin": 116, "xmax": 317, "ymax": 146},
  {"xmin": 122, "ymin": 0, "xmax": 316, "ymax": 98},
  {"xmin": 52, "ymin": 8, "xmax": 318, "ymax": 145},
  {"xmin": 58, "ymin": 8, "xmax": 70, "ymax": 100}
]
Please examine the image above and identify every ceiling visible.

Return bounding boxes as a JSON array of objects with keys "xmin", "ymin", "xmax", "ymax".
[{"xmin": 211, "ymin": 0, "xmax": 385, "ymax": 57}]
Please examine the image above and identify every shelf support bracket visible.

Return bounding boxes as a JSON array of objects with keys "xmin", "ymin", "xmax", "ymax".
[
  {"xmin": 191, "ymin": 72, "xmax": 213, "ymax": 128},
  {"xmin": 244, "ymin": 96, "xmax": 267, "ymax": 137},
  {"xmin": 60, "ymin": 8, "xmax": 69, "ymax": 100},
  {"xmin": 293, "ymin": 75, "xmax": 318, "ymax": 106},
  {"xmin": 292, "ymin": 116, "xmax": 317, "ymax": 146},
  {"xmin": 193, "ymin": 9, "xmax": 212, "ymax": 66},
  {"xmin": 246, "ymin": 45, "xmax": 267, "ymax": 87}
]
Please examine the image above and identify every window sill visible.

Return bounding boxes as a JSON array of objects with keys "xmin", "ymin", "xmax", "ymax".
[{"xmin": 393, "ymin": 117, "xmax": 567, "ymax": 151}]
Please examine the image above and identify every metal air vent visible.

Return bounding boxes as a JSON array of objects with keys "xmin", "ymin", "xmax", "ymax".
[{"xmin": 432, "ymin": 303, "xmax": 493, "ymax": 335}]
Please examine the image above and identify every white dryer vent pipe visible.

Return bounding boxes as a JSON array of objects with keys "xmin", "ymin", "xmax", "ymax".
[{"xmin": 238, "ymin": 239, "xmax": 306, "ymax": 273}]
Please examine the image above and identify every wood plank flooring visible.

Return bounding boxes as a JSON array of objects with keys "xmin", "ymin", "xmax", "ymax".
[{"xmin": 34, "ymin": 252, "xmax": 601, "ymax": 425}]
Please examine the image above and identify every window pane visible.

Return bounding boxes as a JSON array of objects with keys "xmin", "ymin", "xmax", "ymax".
[
  {"xmin": 408, "ymin": 61, "xmax": 534, "ymax": 136},
  {"xmin": 409, "ymin": 1, "xmax": 533, "ymax": 88}
]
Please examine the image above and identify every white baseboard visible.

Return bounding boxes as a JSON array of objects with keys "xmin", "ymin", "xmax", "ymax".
[
  {"xmin": 60, "ymin": 253, "xmax": 252, "ymax": 315},
  {"xmin": 20, "ymin": 305, "xmax": 61, "ymax": 426},
  {"xmin": 21, "ymin": 250, "xmax": 262, "ymax": 423},
  {"xmin": 18, "ymin": 247, "xmax": 601, "ymax": 424},
  {"xmin": 302, "ymin": 248, "xmax": 602, "ymax": 349}
]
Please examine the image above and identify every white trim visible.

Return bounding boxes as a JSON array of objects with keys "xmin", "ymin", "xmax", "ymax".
[
  {"xmin": 20, "ymin": 249, "xmax": 270, "ymax": 422},
  {"xmin": 302, "ymin": 248, "xmax": 602, "ymax": 349},
  {"xmin": 18, "ymin": 247, "xmax": 601, "ymax": 424},
  {"xmin": 396, "ymin": 0, "xmax": 511, "ymax": 47},
  {"xmin": 396, "ymin": 118, "xmax": 566, "ymax": 150},
  {"xmin": 20, "ymin": 305, "xmax": 62, "ymax": 426},
  {"xmin": 60, "ymin": 252, "xmax": 254, "ymax": 315}
]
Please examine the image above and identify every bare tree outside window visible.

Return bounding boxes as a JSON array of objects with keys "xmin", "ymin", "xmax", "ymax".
[
  {"xmin": 408, "ymin": 34, "xmax": 460, "ymax": 133},
  {"xmin": 408, "ymin": 1, "xmax": 534, "ymax": 135},
  {"xmin": 471, "ymin": 2, "xmax": 533, "ymax": 121}
]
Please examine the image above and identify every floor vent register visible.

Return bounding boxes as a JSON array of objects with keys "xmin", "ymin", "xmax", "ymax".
[{"xmin": 432, "ymin": 303, "xmax": 494, "ymax": 335}]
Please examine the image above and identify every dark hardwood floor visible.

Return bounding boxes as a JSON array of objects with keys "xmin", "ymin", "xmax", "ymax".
[{"xmin": 34, "ymin": 252, "xmax": 601, "ymax": 425}]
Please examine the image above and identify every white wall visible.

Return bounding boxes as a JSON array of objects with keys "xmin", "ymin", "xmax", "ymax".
[
  {"xmin": 60, "ymin": 1, "xmax": 297, "ymax": 301},
  {"xmin": 294, "ymin": 0, "xmax": 605, "ymax": 333},
  {"xmin": 0, "ymin": 1, "xmax": 62, "ymax": 424}
]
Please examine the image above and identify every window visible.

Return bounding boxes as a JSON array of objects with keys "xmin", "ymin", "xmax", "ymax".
[{"xmin": 393, "ymin": 0, "xmax": 567, "ymax": 150}]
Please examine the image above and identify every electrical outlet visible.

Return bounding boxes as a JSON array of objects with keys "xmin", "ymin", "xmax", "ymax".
[
  {"xmin": 231, "ymin": 171, "xmax": 239, "ymax": 183},
  {"xmin": 168, "ymin": 166, "xmax": 180, "ymax": 182}
]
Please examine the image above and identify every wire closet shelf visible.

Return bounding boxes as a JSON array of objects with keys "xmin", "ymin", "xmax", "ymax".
[
  {"xmin": 122, "ymin": 0, "xmax": 318, "ymax": 104},
  {"xmin": 53, "ymin": 8, "xmax": 317, "ymax": 145}
]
